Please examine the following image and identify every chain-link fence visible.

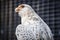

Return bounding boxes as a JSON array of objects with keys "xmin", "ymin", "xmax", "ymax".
[{"xmin": 0, "ymin": 0, "xmax": 60, "ymax": 40}]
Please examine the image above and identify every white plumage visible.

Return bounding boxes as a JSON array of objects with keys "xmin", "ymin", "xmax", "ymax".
[{"xmin": 15, "ymin": 4, "xmax": 54, "ymax": 40}]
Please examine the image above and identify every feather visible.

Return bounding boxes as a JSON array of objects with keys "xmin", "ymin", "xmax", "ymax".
[{"xmin": 15, "ymin": 4, "xmax": 54, "ymax": 40}]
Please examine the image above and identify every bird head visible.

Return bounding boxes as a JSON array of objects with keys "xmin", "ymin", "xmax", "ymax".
[
  {"xmin": 15, "ymin": 4, "xmax": 31, "ymax": 12},
  {"xmin": 15, "ymin": 4, "xmax": 34, "ymax": 16},
  {"xmin": 15, "ymin": 4, "xmax": 31, "ymax": 14}
]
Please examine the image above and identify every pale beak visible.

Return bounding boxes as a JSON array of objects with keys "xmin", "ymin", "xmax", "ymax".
[{"xmin": 15, "ymin": 8, "xmax": 20, "ymax": 13}]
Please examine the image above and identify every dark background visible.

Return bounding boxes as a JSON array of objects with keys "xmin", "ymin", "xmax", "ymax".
[{"xmin": 0, "ymin": 0, "xmax": 60, "ymax": 40}]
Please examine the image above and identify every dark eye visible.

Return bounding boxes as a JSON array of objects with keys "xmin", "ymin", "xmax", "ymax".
[{"xmin": 21, "ymin": 5, "xmax": 25, "ymax": 8}]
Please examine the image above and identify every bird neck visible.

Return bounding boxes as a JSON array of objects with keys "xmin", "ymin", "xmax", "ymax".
[
  {"xmin": 20, "ymin": 8, "xmax": 39, "ymax": 25},
  {"xmin": 21, "ymin": 10, "xmax": 37, "ymax": 25},
  {"xmin": 21, "ymin": 12, "xmax": 34, "ymax": 25}
]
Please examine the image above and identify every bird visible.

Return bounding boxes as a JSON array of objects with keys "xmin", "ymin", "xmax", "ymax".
[{"xmin": 15, "ymin": 4, "xmax": 54, "ymax": 40}]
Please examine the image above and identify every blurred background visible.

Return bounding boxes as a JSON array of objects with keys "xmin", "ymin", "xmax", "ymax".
[{"xmin": 0, "ymin": 0, "xmax": 60, "ymax": 40}]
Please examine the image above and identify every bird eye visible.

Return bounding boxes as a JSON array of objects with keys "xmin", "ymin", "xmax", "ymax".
[{"xmin": 20, "ymin": 5, "xmax": 25, "ymax": 8}]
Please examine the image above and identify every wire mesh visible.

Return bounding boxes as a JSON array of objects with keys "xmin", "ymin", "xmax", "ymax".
[{"xmin": 0, "ymin": 0, "xmax": 60, "ymax": 40}]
